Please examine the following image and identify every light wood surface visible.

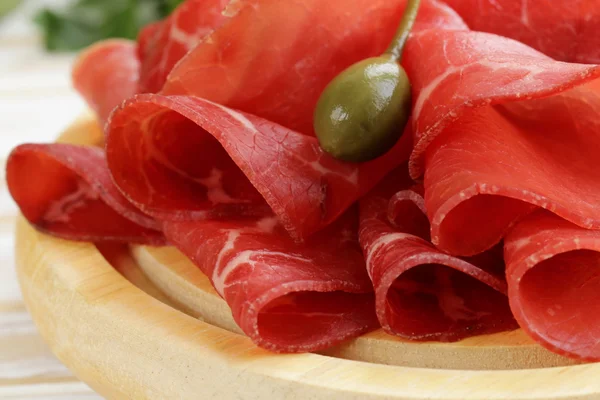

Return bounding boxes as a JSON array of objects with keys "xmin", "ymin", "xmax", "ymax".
[
  {"xmin": 16, "ymin": 215, "xmax": 600, "ymax": 400},
  {"xmin": 12, "ymin": 113, "xmax": 600, "ymax": 399},
  {"xmin": 131, "ymin": 245, "xmax": 578, "ymax": 370}
]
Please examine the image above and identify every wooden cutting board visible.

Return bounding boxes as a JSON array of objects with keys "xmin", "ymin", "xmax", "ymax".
[{"xmin": 14, "ymin": 115, "xmax": 600, "ymax": 399}]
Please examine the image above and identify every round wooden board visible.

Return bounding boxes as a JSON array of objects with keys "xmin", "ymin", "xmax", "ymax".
[
  {"xmin": 13, "ymin": 114, "xmax": 600, "ymax": 399},
  {"xmin": 130, "ymin": 245, "xmax": 578, "ymax": 370}
]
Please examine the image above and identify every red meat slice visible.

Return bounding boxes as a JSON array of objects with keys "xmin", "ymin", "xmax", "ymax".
[
  {"xmin": 7, "ymin": 144, "xmax": 164, "ymax": 244},
  {"xmin": 387, "ymin": 183, "xmax": 430, "ymax": 240},
  {"xmin": 15, "ymin": 0, "xmax": 600, "ymax": 358},
  {"xmin": 163, "ymin": 210, "xmax": 378, "ymax": 352},
  {"xmin": 137, "ymin": 0, "xmax": 231, "ymax": 93},
  {"xmin": 443, "ymin": 0, "xmax": 600, "ymax": 64},
  {"xmin": 72, "ymin": 40, "xmax": 140, "ymax": 124},
  {"xmin": 403, "ymin": 29, "xmax": 600, "ymax": 178},
  {"xmin": 505, "ymin": 211, "xmax": 600, "ymax": 361},
  {"xmin": 359, "ymin": 168, "xmax": 516, "ymax": 341},
  {"xmin": 106, "ymin": 94, "xmax": 411, "ymax": 240},
  {"xmin": 105, "ymin": 0, "xmax": 468, "ymax": 240},
  {"xmin": 160, "ymin": 0, "xmax": 467, "ymax": 134},
  {"xmin": 424, "ymin": 80, "xmax": 600, "ymax": 256}
]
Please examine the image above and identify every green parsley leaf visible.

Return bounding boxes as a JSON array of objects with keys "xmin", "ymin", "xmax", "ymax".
[{"xmin": 35, "ymin": 0, "xmax": 185, "ymax": 52}]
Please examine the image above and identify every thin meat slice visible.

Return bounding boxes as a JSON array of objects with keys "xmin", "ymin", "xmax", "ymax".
[
  {"xmin": 161, "ymin": 0, "xmax": 467, "ymax": 134},
  {"xmin": 137, "ymin": 21, "xmax": 162, "ymax": 62},
  {"xmin": 402, "ymin": 28, "xmax": 600, "ymax": 177},
  {"xmin": 163, "ymin": 210, "xmax": 378, "ymax": 352},
  {"xmin": 72, "ymin": 40, "xmax": 140, "ymax": 124},
  {"xmin": 387, "ymin": 184, "xmax": 430, "ymax": 240},
  {"xmin": 359, "ymin": 169, "xmax": 516, "ymax": 341},
  {"xmin": 137, "ymin": 0, "xmax": 232, "ymax": 93},
  {"xmin": 7, "ymin": 144, "xmax": 164, "ymax": 244},
  {"xmin": 444, "ymin": 0, "xmax": 600, "ymax": 64},
  {"xmin": 505, "ymin": 211, "xmax": 600, "ymax": 361},
  {"xmin": 424, "ymin": 81, "xmax": 600, "ymax": 256},
  {"xmin": 106, "ymin": 94, "xmax": 411, "ymax": 240}
]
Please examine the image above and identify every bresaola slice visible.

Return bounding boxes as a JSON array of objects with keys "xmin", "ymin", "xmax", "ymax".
[
  {"xmin": 7, "ymin": 144, "xmax": 164, "ymax": 244},
  {"xmin": 137, "ymin": 0, "xmax": 231, "ymax": 93},
  {"xmin": 163, "ymin": 210, "xmax": 378, "ymax": 352},
  {"xmin": 10, "ymin": 0, "xmax": 600, "ymax": 359},
  {"xmin": 505, "ymin": 211, "xmax": 600, "ymax": 360},
  {"xmin": 359, "ymin": 169, "xmax": 516, "ymax": 341},
  {"xmin": 443, "ymin": 0, "xmax": 600, "ymax": 64},
  {"xmin": 105, "ymin": 0, "xmax": 467, "ymax": 240},
  {"xmin": 106, "ymin": 94, "xmax": 411, "ymax": 240},
  {"xmin": 387, "ymin": 183, "xmax": 430, "ymax": 241},
  {"xmin": 403, "ymin": 28, "xmax": 600, "ymax": 178},
  {"xmin": 72, "ymin": 40, "xmax": 140, "ymax": 125},
  {"xmin": 424, "ymin": 80, "xmax": 600, "ymax": 256},
  {"xmin": 160, "ymin": 0, "xmax": 467, "ymax": 135}
]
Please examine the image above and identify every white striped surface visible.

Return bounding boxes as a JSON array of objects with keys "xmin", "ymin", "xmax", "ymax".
[{"xmin": 0, "ymin": 1, "xmax": 101, "ymax": 398}]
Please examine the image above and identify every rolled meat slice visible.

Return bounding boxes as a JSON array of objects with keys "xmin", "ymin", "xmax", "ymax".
[
  {"xmin": 106, "ymin": 94, "xmax": 410, "ymax": 240},
  {"xmin": 404, "ymin": 28, "xmax": 600, "ymax": 178},
  {"xmin": 505, "ymin": 210, "xmax": 600, "ymax": 361},
  {"xmin": 72, "ymin": 40, "xmax": 140, "ymax": 125},
  {"xmin": 137, "ymin": 0, "xmax": 232, "ymax": 93},
  {"xmin": 163, "ymin": 210, "xmax": 378, "ymax": 352},
  {"xmin": 359, "ymin": 168, "xmax": 516, "ymax": 341},
  {"xmin": 7, "ymin": 144, "xmax": 164, "ymax": 244},
  {"xmin": 424, "ymin": 80, "xmax": 600, "ymax": 256}
]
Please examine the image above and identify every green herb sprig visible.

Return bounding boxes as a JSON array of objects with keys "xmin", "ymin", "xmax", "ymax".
[{"xmin": 36, "ymin": 0, "xmax": 184, "ymax": 52}]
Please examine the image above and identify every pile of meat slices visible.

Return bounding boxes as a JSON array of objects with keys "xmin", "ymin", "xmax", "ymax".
[{"xmin": 7, "ymin": 0, "xmax": 600, "ymax": 360}]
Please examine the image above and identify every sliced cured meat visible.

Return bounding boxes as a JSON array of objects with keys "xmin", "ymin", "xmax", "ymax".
[
  {"xmin": 161, "ymin": 0, "xmax": 467, "ymax": 134},
  {"xmin": 163, "ymin": 210, "xmax": 378, "ymax": 352},
  {"xmin": 76, "ymin": 0, "xmax": 465, "ymax": 243},
  {"xmin": 137, "ymin": 0, "xmax": 231, "ymax": 93},
  {"xmin": 106, "ymin": 94, "xmax": 411, "ymax": 240},
  {"xmin": 359, "ymin": 168, "xmax": 516, "ymax": 341},
  {"xmin": 387, "ymin": 183, "xmax": 429, "ymax": 240},
  {"xmin": 72, "ymin": 40, "xmax": 140, "ymax": 124},
  {"xmin": 444, "ymin": 0, "xmax": 600, "ymax": 64},
  {"xmin": 137, "ymin": 22, "xmax": 162, "ymax": 62},
  {"xmin": 7, "ymin": 144, "xmax": 164, "ymax": 244},
  {"xmin": 424, "ymin": 80, "xmax": 600, "ymax": 256},
  {"xmin": 13, "ymin": 0, "xmax": 600, "ymax": 360},
  {"xmin": 505, "ymin": 211, "xmax": 600, "ymax": 361},
  {"xmin": 403, "ymin": 28, "xmax": 600, "ymax": 177}
]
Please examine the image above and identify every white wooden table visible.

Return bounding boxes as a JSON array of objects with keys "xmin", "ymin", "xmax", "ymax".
[{"xmin": 0, "ymin": 2, "xmax": 102, "ymax": 398}]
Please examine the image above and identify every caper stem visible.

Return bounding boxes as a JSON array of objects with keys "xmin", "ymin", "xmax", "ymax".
[{"xmin": 385, "ymin": 0, "xmax": 422, "ymax": 61}]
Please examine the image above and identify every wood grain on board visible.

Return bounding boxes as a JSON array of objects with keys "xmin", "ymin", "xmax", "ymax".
[
  {"xmin": 10, "ymin": 112, "xmax": 600, "ymax": 400},
  {"xmin": 4, "ymin": 4, "xmax": 600, "ymax": 398}
]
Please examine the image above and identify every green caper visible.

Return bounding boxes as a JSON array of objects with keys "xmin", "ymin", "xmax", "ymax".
[
  {"xmin": 314, "ymin": 56, "xmax": 411, "ymax": 162},
  {"xmin": 314, "ymin": 0, "xmax": 421, "ymax": 162}
]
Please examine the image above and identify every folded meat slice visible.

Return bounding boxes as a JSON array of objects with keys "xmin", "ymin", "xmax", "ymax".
[
  {"xmin": 72, "ymin": 40, "xmax": 140, "ymax": 125},
  {"xmin": 106, "ymin": 95, "xmax": 410, "ymax": 240},
  {"xmin": 444, "ymin": 0, "xmax": 600, "ymax": 64},
  {"xmin": 7, "ymin": 144, "xmax": 164, "ymax": 244},
  {"xmin": 163, "ymin": 210, "xmax": 378, "ymax": 352},
  {"xmin": 505, "ymin": 211, "xmax": 600, "ymax": 361},
  {"xmin": 161, "ymin": 0, "xmax": 467, "ymax": 134},
  {"xmin": 424, "ymin": 80, "xmax": 600, "ymax": 256},
  {"xmin": 402, "ymin": 20, "xmax": 600, "ymax": 256},
  {"xmin": 73, "ymin": 0, "xmax": 466, "ymax": 244},
  {"xmin": 137, "ymin": 0, "xmax": 232, "ymax": 93},
  {"xmin": 358, "ymin": 169, "xmax": 516, "ymax": 341},
  {"xmin": 403, "ymin": 28, "xmax": 600, "ymax": 177},
  {"xmin": 74, "ymin": 0, "xmax": 467, "ymax": 132}
]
